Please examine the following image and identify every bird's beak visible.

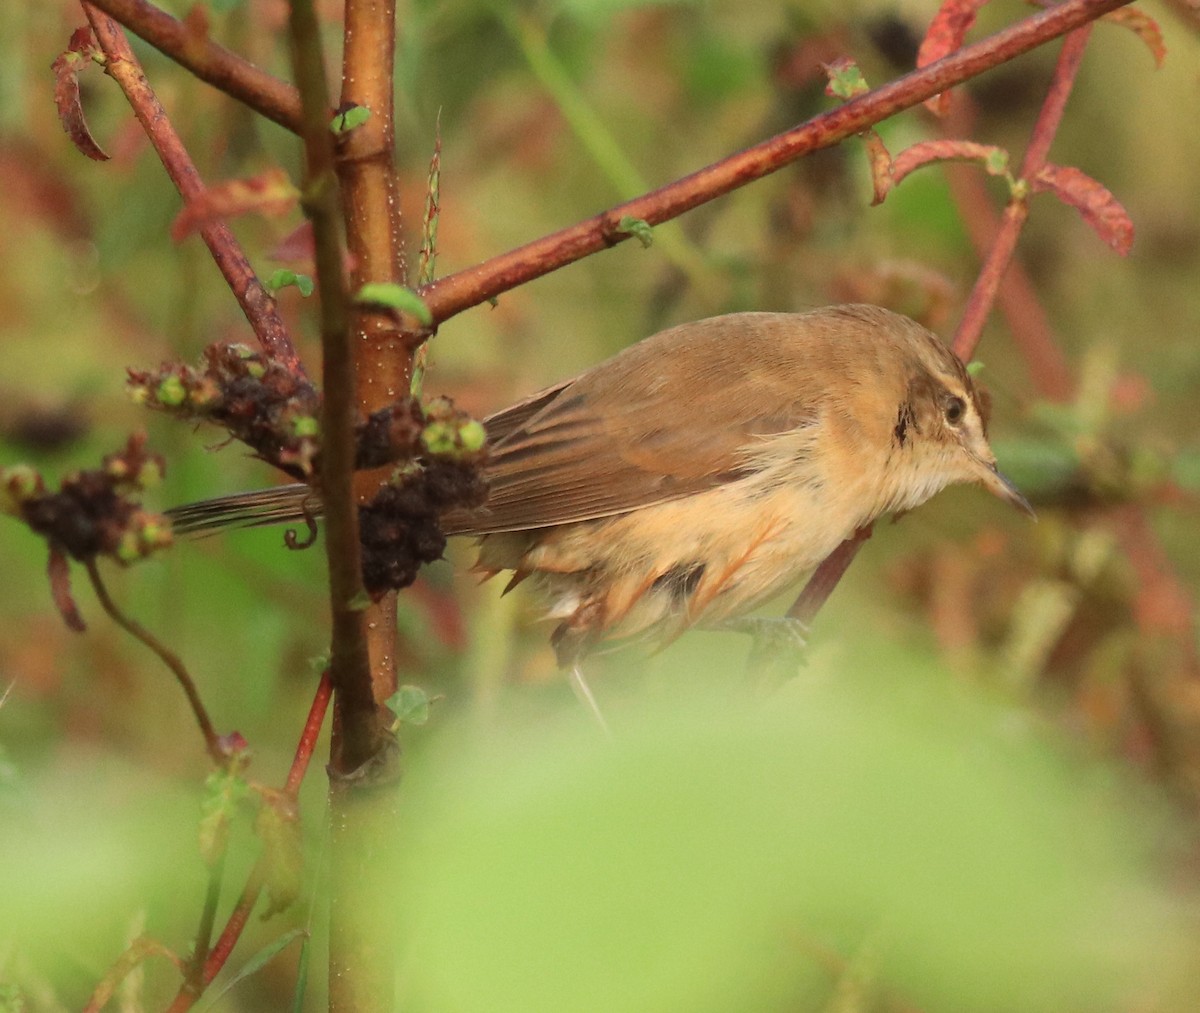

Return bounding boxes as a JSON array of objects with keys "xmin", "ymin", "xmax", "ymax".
[{"xmin": 976, "ymin": 459, "xmax": 1036, "ymax": 519}]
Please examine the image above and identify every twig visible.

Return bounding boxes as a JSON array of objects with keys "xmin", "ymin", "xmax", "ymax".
[
  {"xmin": 785, "ymin": 526, "xmax": 874, "ymax": 626},
  {"xmin": 286, "ymin": 0, "xmax": 382, "ymax": 775},
  {"xmin": 82, "ymin": 7, "xmax": 303, "ymax": 372},
  {"xmin": 784, "ymin": 20, "xmax": 1102, "ymax": 632},
  {"xmin": 941, "ymin": 99, "xmax": 1074, "ymax": 400},
  {"xmin": 165, "ymin": 670, "xmax": 332, "ymax": 1013},
  {"xmin": 417, "ymin": 0, "xmax": 1134, "ymax": 326},
  {"xmin": 952, "ymin": 26, "xmax": 1094, "ymax": 361},
  {"xmin": 81, "ymin": 0, "xmax": 302, "ymax": 132},
  {"xmin": 83, "ymin": 559, "xmax": 224, "ymax": 765}
]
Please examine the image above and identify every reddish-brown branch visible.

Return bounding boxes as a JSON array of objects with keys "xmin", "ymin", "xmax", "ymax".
[
  {"xmin": 417, "ymin": 0, "xmax": 1132, "ymax": 326},
  {"xmin": 287, "ymin": 667, "xmax": 334, "ymax": 797},
  {"xmin": 952, "ymin": 25, "xmax": 1093, "ymax": 362},
  {"xmin": 82, "ymin": 7, "xmax": 303, "ymax": 372},
  {"xmin": 336, "ymin": 0, "xmax": 407, "ymax": 751},
  {"xmin": 782, "ymin": 18, "xmax": 1104, "ymax": 631},
  {"xmin": 81, "ymin": 0, "xmax": 302, "ymax": 132}
]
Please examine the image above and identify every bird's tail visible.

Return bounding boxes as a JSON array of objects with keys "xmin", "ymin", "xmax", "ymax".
[{"xmin": 165, "ymin": 484, "xmax": 320, "ymax": 536}]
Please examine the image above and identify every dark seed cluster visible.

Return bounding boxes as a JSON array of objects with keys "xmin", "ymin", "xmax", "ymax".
[
  {"xmin": 1, "ymin": 434, "xmax": 171, "ymax": 563},
  {"xmin": 127, "ymin": 344, "xmax": 322, "ymax": 480}
]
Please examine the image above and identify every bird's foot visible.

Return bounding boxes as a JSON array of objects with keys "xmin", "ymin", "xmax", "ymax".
[{"xmin": 721, "ymin": 616, "xmax": 810, "ymax": 684}]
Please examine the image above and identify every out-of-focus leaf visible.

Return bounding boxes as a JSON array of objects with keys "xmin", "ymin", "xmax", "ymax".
[
  {"xmin": 170, "ymin": 169, "xmax": 300, "ymax": 243},
  {"xmin": 916, "ymin": 0, "xmax": 991, "ymax": 115},
  {"xmin": 390, "ymin": 656, "xmax": 1195, "ymax": 1012},
  {"xmin": 1102, "ymin": 7, "xmax": 1167, "ymax": 68}
]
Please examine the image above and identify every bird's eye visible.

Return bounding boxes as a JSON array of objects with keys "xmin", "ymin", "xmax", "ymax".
[{"xmin": 944, "ymin": 396, "xmax": 966, "ymax": 425}]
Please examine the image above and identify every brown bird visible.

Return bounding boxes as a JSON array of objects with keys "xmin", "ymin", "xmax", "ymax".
[{"xmin": 169, "ymin": 304, "xmax": 1030, "ymax": 678}]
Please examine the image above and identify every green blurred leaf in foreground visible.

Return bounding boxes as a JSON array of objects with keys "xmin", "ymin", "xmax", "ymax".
[{"xmin": 389, "ymin": 644, "xmax": 1197, "ymax": 1012}]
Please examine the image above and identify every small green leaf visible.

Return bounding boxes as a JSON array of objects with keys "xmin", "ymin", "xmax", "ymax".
[
  {"xmin": 966, "ymin": 360, "xmax": 985, "ymax": 376},
  {"xmin": 330, "ymin": 104, "xmax": 370, "ymax": 135},
  {"xmin": 199, "ymin": 765, "xmax": 250, "ymax": 867},
  {"xmin": 984, "ymin": 149, "xmax": 1010, "ymax": 176},
  {"xmin": 387, "ymin": 685, "xmax": 431, "ymax": 726},
  {"xmin": 354, "ymin": 283, "xmax": 433, "ymax": 325},
  {"xmin": 823, "ymin": 58, "xmax": 870, "ymax": 100},
  {"xmin": 266, "ymin": 269, "xmax": 314, "ymax": 297},
  {"xmin": 617, "ymin": 216, "xmax": 654, "ymax": 249},
  {"xmin": 193, "ymin": 929, "xmax": 308, "ymax": 1013},
  {"xmin": 347, "ymin": 590, "xmax": 373, "ymax": 611}
]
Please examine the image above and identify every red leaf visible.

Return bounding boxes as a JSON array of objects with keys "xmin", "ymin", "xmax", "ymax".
[
  {"xmin": 890, "ymin": 140, "xmax": 1011, "ymax": 187},
  {"xmin": 916, "ymin": 0, "xmax": 992, "ymax": 116},
  {"xmin": 1031, "ymin": 164, "xmax": 1134, "ymax": 255},
  {"xmin": 170, "ymin": 168, "xmax": 299, "ymax": 242},
  {"xmin": 51, "ymin": 27, "xmax": 109, "ymax": 162},
  {"xmin": 1102, "ymin": 8, "xmax": 1166, "ymax": 69},
  {"xmin": 48, "ymin": 547, "xmax": 86, "ymax": 632}
]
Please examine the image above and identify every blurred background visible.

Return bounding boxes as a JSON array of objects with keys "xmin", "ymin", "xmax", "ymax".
[{"xmin": 1, "ymin": 0, "xmax": 1199, "ymax": 1009}]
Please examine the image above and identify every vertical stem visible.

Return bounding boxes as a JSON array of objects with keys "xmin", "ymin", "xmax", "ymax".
[
  {"xmin": 286, "ymin": 0, "xmax": 382, "ymax": 774},
  {"xmin": 331, "ymin": 3, "xmax": 410, "ymax": 1011}
]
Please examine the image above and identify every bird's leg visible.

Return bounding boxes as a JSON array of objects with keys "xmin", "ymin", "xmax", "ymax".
[
  {"xmin": 568, "ymin": 662, "xmax": 612, "ymax": 737},
  {"xmin": 720, "ymin": 616, "xmax": 810, "ymax": 685}
]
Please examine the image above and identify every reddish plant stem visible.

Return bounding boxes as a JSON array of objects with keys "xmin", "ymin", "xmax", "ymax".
[
  {"xmin": 942, "ymin": 96, "xmax": 1074, "ymax": 400},
  {"xmin": 166, "ymin": 669, "xmax": 332, "ymax": 1012},
  {"xmin": 951, "ymin": 25, "xmax": 1093, "ymax": 361},
  {"xmin": 84, "ymin": 559, "xmax": 224, "ymax": 765},
  {"xmin": 82, "ymin": 0, "xmax": 302, "ymax": 132},
  {"xmin": 287, "ymin": 667, "xmax": 334, "ymax": 797},
  {"xmin": 82, "ymin": 6, "xmax": 303, "ymax": 372},
  {"xmin": 417, "ymin": 0, "xmax": 1132, "ymax": 326},
  {"xmin": 786, "ymin": 23, "xmax": 1099, "ymax": 629},
  {"xmin": 785, "ymin": 526, "xmax": 874, "ymax": 626}
]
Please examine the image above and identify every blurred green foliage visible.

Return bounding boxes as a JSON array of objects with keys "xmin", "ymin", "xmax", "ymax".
[{"xmin": 1, "ymin": 0, "xmax": 1199, "ymax": 1009}]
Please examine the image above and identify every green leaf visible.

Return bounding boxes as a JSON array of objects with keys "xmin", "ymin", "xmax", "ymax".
[
  {"xmin": 387, "ymin": 685, "xmax": 431, "ymax": 726},
  {"xmin": 616, "ymin": 216, "xmax": 654, "ymax": 249},
  {"xmin": 193, "ymin": 929, "xmax": 308, "ymax": 1013},
  {"xmin": 266, "ymin": 269, "xmax": 314, "ymax": 297},
  {"xmin": 354, "ymin": 283, "xmax": 433, "ymax": 325},
  {"xmin": 330, "ymin": 104, "xmax": 371, "ymax": 135}
]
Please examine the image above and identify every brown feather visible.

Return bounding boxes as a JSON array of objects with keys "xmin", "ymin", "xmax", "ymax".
[{"xmin": 442, "ymin": 312, "xmax": 841, "ymax": 535}]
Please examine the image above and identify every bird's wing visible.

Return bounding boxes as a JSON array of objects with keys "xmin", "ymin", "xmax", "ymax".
[{"xmin": 445, "ymin": 313, "xmax": 820, "ymax": 534}]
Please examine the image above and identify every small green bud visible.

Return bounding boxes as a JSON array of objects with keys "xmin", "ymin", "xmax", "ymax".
[
  {"xmin": 156, "ymin": 375, "xmax": 187, "ymax": 407},
  {"xmin": 292, "ymin": 415, "xmax": 320, "ymax": 438},
  {"xmin": 458, "ymin": 419, "xmax": 486, "ymax": 452},
  {"xmin": 420, "ymin": 421, "xmax": 454, "ymax": 456}
]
